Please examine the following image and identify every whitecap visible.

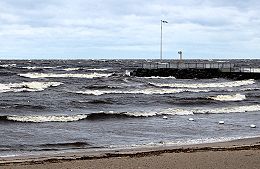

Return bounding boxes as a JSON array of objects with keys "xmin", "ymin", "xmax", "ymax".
[
  {"xmin": 87, "ymin": 68, "xmax": 110, "ymax": 71},
  {"xmin": 139, "ymin": 104, "xmax": 260, "ymax": 116},
  {"xmin": 194, "ymin": 105, "xmax": 260, "ymax": 114},
  {"xmin": 7, "ymin": 114, "xmax": 88, "ymax": 123},
  {"xmin": 137, "ymin": 76, "xmax": 176, "ymax": 79},
  {"xmin": 0, "ymin": 64, "xmax": 16, "ymax": 68},
  {"xmin": 104, "ymin": 109, "xmax": 191, "ymax": 117},
  {"xmin": 159, "ymin": 108, "xmax": 194, "ymax": 115},
  {"xmin": 0, "ymin": 154, "xmax": 18, "ymax": 158},
  {"xmin": 155, "ymin": 105, "xmax": 260, "ymax": 115},
  {"xmin": 209, "ymin": 93, "xmax": 246, "ymax": 101},
  {"xmin": 20, "ymin": 66, "xmax": 54, "ymax": 69},
  {"xmin": 19, "ymin": 72, "xmax": 112, "ymax": 79},
  {"xmin": 150, "ymin": 79, "xmax": 255, "ymax": 88},
  {"xmin": 74, "ymin": 88, "xmax": 208, "ymax": 96},
  {"xmin": 8, "ymin": 104, "xmax": 260, "ymax": 123},
  {"xmin": 63, "ymin": 68, "xmax": 81, "ymax": 71},
  {"xmin": 124, "ymin": 111, "xmax": 158, "ymax": 117},
  {"xmin": 0, "ymin": 82, "xmax": 62, "ymax": 93},
  {"xmin": 161, "ymin": 137, "xmax": 245, "ymax": 146},
  {"xmin": 125, "ymin": 70, "xmax": 131, "ymax": 76}
]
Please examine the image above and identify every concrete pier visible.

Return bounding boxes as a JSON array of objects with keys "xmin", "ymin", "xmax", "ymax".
[{"xmin": 131, "ymin": 61, "xmax": 260, "ymax": 80}]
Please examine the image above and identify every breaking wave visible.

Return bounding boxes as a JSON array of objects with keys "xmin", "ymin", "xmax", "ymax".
[
  {"xmin": 63, "ymin": 68, "xmax": 110, "ymax": 71},
  {"xmin": 150, "ymin": 79, "xmax": 255, "ymax": 88},
  {"xmin": 0, "ymin": 81, "xmax": 62, "ymax": 93},
  {"xmin": 63, "ymin": 68, "xmax": 82, "ymax": 71},
  {"xmin": 137, "ymin": 76, "xmax": 176, "ymax": 79},
  {"xmin": 125, "ymin": 105, "xmax": 260, "ymax": 116},
  {"xmin": 3, "ymin": 114, "xmax": 88, "ymax": 123},
  {"xmin": 1, "ymin": 104, "xmax": 260, "ymax": 123},
  {"xmin": 87, "ymin": 68, "xmax": 110, "ymax": 71},
  {"xmin": 74, "ymin": 88, "xmax": 209, "ymax": 96},
  {"xmin": 0, "ymin": 64, "xmax": 16, "ymax": 68},
  {"xmin": 19, "ymin": 72, "xmax": 112, "ymax": 79},
  {"xmin": 209, "ymin": 94, "xmax": 246, "ymax": 101},
  {"xmin": 159, "ymin": 105, "xmax": 260, "ymax": 115},
  {"xmin": 103, "ymin": 105, "xmax": 260, "ymax": 117},
  {"xmin": 20, "ymin": 66, "xmax": 54, "ymax": 70}
]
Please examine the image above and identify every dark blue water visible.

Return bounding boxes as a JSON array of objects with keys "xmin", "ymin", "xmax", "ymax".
[{"xmin": 0, "ymin": 59, "xmax": 260, "ymax": 157}]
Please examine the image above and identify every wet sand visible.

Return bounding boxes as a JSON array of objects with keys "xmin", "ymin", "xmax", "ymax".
[{"xmin": 1, "ymin": 137, "xmax": 260, "ymax": 169}]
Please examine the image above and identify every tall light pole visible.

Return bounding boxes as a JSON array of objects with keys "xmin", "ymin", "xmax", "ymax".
[{"xmin": 160, "ymin": 20, "xmax": 168, "ymax": 61}]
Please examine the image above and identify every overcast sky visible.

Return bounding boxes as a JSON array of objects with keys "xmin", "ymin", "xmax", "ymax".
[{"xmin": 0, "ymin": 0, "xmax": 260, "ymax": 59}]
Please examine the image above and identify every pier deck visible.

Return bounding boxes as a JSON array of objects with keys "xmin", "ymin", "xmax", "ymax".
[{"xmin": 131, "ymin": 61, "xmax": 260, "ymax": 80}]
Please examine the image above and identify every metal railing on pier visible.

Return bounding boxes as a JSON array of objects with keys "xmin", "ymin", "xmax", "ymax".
[{"xmin": 141, "ymin": 62, "xmax": 260, "ymax": 73}]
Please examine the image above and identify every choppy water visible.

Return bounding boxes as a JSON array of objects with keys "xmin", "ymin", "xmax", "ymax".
[{"xmin": 0, "ymin": 59, "xmax": 260, "ymax": 157}]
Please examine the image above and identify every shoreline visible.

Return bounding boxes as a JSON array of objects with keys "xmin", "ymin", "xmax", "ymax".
[{"xmin": 1, "ymin": 137, "xmax": 260, "ymax": 169}]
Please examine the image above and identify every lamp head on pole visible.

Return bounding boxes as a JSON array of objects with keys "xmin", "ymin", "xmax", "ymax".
[{"xmin": 161, "ymin": 20, "xmax": 168, "ymax": 23}]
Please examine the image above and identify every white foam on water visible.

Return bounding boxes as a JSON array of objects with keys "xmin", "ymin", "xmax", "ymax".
[
  {"xmin": 75, "ymin": 88, "xmax": 208, "ymax": 96},
  {"xmin": 163, "ymin": 136, "xmax": 245, "ymax": 146},
  {"xmin": 63, "ymin": 68, "xmax": 82, "ymax": 71},
  {"xmin": 194, "ymin": 105, "xmax": 260, "ymax": 114},
  {"xmin": 125, "ymin": 70, "xmax": 131, "ymax": 76},
  {"xmin": 7, "ymin": 114, "xmax": 88, "ymax": 123},
  {"xmin": 98, "ymin": 110, "xmax": 159, "ymax": 118},
  {"xmin": 0, "ymin": 84, "xmax": 10, "ymax": 92},
  {"xmin": 21, "ymin": 66, "xmax": 54, "ymax": 69},
  {"xmin": 117, "ymin": 109, "xmax": 192, "ymax": 117},
  {"xmin": 150, "ymin": 79, "xmax": 255, "ymax": 88},
  {"xmin": 110, "ymin": 136, "xmax": 254, "ymax": 149},
  {"xmin": 0, "ymin": 154, "xmax": 18, "ymax": 158},
  {"xmin": 124, "ymin": 111, "xmax": 158, "ymax": 117},
  {"xmin": 209, "ymin": 93, "xmax": 246, "ymax": 101},
  {"xmin": 19, "ymin": 72, "xmax": 112, "ymax": 79},
  {"xmin": 87, "ymin": 68, "xmax": 110, "ymax": 71},
  {"xmin": 137, "ymin": 76, "xmax": 176, "ymax": 79},
  {"xmin": 0, "ymin": 82, "xmax": 62, "ymax": 93},
  {"xmin": 124, "ymin": 104, "xmax": 260, "ymax": 117},
  {"xmin": 0, "ymin": 64, "xmax": 16, "ymax": 68},
  {"xmin": 159, "ymin": 108, "xmax": 194, "ymax": 115}
]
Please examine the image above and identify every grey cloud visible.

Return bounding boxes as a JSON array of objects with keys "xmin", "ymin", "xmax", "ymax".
[{"xmin": 0, "ymin": 0, "xmax": 260, "ymax": 58}]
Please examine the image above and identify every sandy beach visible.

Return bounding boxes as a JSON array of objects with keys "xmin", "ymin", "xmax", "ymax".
[{"xmin": 1, "ymin": 137, "xmax": 260, "ymax": 169}]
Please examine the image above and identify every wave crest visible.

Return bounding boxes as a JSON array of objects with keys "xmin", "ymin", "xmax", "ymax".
[
  {"xmin": 209, "ymin": 93, "xmax": 246, "ymax": 101},
  {"xmin": 1, "ymin": 104, "xmax": 259, "ymax": 123},
  {"xmin": 19, "ymin": 72, "xmax": 112, "ymax": 79},
  {"xmin": 6, "ymin": 114, "xmax": 88, "ymax": 123},
  {"xmin": 74, "ymin": 88, "xmax": 208, "ymax": 96},
  {"xmin": 137, "ymin": 76, "xmax": 176, "ymax": 79},
  {"xmin": 0, "ymin": 81, "xmax": 62, "ymax": 93},
  {"xmin": 162, "ymin": 105, "xmax": 260, "ymax": 115},
  {"xmin": 150, "ymin": 79, "xmax": 255, "ymax": 88}
]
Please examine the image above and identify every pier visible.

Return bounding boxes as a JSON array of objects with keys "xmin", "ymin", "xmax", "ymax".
[{"xmin": 131, "ymin": 61, "xmax": 260, "ymax": 80}]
